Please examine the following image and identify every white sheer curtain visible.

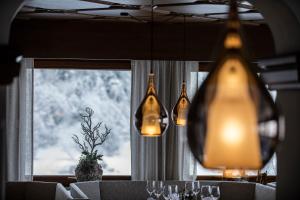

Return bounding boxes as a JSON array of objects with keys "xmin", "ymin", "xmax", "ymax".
[
  {"xmin": 0, "ymin": 85, "xmax": 7, "ymax": 199},
  {"xmin": 5, "ymin": 58, "xmax": 33, "ymax": 181},
  {"xmin": 130, "ymin": 60, "xmax": 198, "ymax": 181}
]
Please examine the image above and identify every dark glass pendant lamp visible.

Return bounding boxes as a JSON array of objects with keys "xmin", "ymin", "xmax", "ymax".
[
  {"xmin": 134, "ymin": 0, "xmax": 169, "ymax": 137},
  {"xmin": 187, "ymin": 0, "xmax": 281, "ymax": 170},
  {"xmin": 172, "ymin": 81, "xmax": 190, "ymax": 126},
  {"xmin": 172, "ymin": 15, "xmax": 190, "ymax": 126}
]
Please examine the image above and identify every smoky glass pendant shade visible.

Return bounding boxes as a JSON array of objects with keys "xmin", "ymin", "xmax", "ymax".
[
  {"xmin": 187, "ymin": 0, "xmax": 281, "ymax": 170},
  {"xmin": 172, "ymin": 82, "xmax": 190, "ymax": 126},
  {"xmin": 135, "ymin": 73, "xmax": 169, "ymax": 137}
]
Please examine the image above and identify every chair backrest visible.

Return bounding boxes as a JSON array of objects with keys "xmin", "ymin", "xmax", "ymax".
[
  {"xmin": 98, "ymin": 180, "xmax": 255, "ymax": 200},
  {"xmin": 6, "ymin": 182, "xmax": 27, "ymax": 200},
  {"xmin": 255, "ymin": 183, "xmax": 276, "ymax": 200},
  {"xmin": 164, "ymin": 180, "xmax": 255, "ymax": 200},
  {"xmin": 99, "ymin": 181, "xmax": 148, "ymax": 200},
  {"xmin": 56, "ymin": 183, "xmax": 74, "ymax": 200},
  {"xmin": 71, "ymin": 180, "xmax": 274, "ymax": 200},
  {"xmin": 220, "ymin": 181, "xmax": 256, "ymax": 200},
  {"xmin": 6, "ymin": 181, "xmax": 57, "ymax": 200},
  {"xmin": 71, "ymin": 181, "xmax": 97, "ymax": 200},
  {"xmin": 163, "ymin": 180, "xmax": 221, "ymax": 192}
]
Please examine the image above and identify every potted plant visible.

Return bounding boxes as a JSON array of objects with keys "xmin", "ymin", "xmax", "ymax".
[{"xmin": 72, "ymin": 107, "xmax": 111, "ymax": 181}]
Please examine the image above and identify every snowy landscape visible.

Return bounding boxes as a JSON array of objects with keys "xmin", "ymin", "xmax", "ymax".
[
  {"xmin": 33, "ymin": 69, "xmax": 131, "ymax": 175},
  {"xmin": 33, "ymin": 69, "xmax": 276, "ymax": 176}
]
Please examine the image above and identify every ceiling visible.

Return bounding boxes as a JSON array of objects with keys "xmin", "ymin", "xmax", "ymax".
[{"xmin": 16, "ymin": 0, "xmax": 264, "ymax": 23}]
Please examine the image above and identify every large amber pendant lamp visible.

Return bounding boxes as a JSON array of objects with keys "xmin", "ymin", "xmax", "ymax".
[{"xmin": 187, "ymin": 0, "xmax": 281, "ymax": 170}]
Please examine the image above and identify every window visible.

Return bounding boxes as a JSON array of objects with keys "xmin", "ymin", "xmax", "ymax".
[
  {"xmin": 33, "ymin": 68, "xmax": 131, "ymax": 175},
  {"xmin": 191, "ymin": 71, "xmax": 277, "ymax": 176}
]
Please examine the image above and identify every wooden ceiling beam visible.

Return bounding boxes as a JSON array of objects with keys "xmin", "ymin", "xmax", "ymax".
[{"xmin": 10, "ymin": 19, "xmax": 275, "ymax": 61}]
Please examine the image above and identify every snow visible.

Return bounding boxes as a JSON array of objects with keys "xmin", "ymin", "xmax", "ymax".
[
  {"xmin": 33, "ymin": 69, "xmax": 276, "ymax": 176},
  {"xmin": 33, "ymin": 69, "xmax": 131, "ymax": 175}
]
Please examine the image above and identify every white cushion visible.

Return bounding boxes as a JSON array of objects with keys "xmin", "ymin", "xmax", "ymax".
[
  {"xmin": 55, "ymin": 183, "xmax": 73, "ymax": 200},
  {"xmin": 71, "ymin": 181, "xmax": 100, "ymax": 200},
  {"xmin": 255, "ymin": 183, "xmax": 276, "ymax": 200}
]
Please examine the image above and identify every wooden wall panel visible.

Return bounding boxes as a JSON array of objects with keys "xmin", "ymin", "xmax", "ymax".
[
  {"xmin": 10, "ymin": 19, "xmax": 275, "ymax": 61},
  {"xmin": 34, "ymin": 59, "xmax": 131, "ymax": 69}
]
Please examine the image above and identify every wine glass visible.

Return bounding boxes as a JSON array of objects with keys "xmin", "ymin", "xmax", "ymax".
[
  {"xmin": 168, "ymin": 185, "xmax": 179, "ymax": 200},
  {"xmin": 163, "ymin": 185, "xmax": 170, "ymax": 200},
  {"xmin": 184, "ymin": 181, "xmax": 194, "ymax": 199},
  {"xmin": 162, "ymin": 185, "xmax": 179, "ymax": 200},
  {"xmin": 146, "ymin": 180, "xmax": 155, "ymax": 198},
  {"xmin": 211, "ymin": 186, "xmax": 220, "ymax": 200},
  {"xmin": 193, "ymin": 181, "xmax": 201, "ymax": 199},
  {"xmin": 200, "ymin": 185, "xmax": 211, "ymax": 200},
  {"xmin": 154, "ymin": 181, "xmax": 164, "ymax": 199}
]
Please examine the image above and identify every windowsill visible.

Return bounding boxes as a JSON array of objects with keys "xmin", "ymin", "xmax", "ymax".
[
  {"xmin": 33, "ymin": 175, "xmax": 276, "ymax": 187},
  {"xmin": 33, "ymin": 175, "xmax": 131, "ymax": 186},
  {"xmin": 195, "ymin": 175, "xmax": 276, "ymax": 185}
]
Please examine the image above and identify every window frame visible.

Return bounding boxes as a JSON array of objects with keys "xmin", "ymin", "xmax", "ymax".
[
  {"xmin": 32, "ymin": 174, "xmax": 276, "ymax": 187},
  {"xmin": 32, "ymin": 59, "xmax": 275, "ymax": 183},
  {"xmin": 34, "ymin": 59, "xmax": 131, "ymax": 70},
  {"xmin": 33, "ymin": 59, "xmax": 132, "ymax": 180}
]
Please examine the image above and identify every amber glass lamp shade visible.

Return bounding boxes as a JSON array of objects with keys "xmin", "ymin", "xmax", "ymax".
[
  {"xmin": 187, "ymin": 1, "xmax": 281, "ymax": 170},
  {"xmin": 135, "ymin": 73, "xmax": 169, "ymax": 137},
  {"xmin": 172, "ymin": 82, "xmax": 190, "ymax": 126}
]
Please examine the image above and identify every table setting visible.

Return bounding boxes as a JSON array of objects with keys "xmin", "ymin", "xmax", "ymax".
[{"xmin": 146, "ymin": 181, "xmax": 220, "ymax": 200}]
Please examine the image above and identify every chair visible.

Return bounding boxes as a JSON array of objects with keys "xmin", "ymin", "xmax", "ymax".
[
  {"xmin": 6, "ymin": 181, "xmax": 77, "ymax": 200},
  {"xmin": 70, "ymin": 181, "xmax": 99, "ymax": 200},
  {"xmin": 69, "ymin": 180, "xmax": 276, "ymax": 200},
  {"xmin": 70, "ymin": 183, "xmax": 90, "ymax": 200},
  {"xmin": 255, "ymin": 184, "xmax": 276, "ymax": 200},
  {"xmin": 6, "ymin": 181, "xmax": 57, "ymax": 200}
]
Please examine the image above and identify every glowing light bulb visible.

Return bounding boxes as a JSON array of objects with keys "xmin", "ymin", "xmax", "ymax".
[
  {"xmin": 221, "ymin": 119, "xmax": 244, "ymax": 145},
  {"xmin": 176, "ymin": 98, "xmax": 188, "ymax": 126},
  {"xmin": 224, "ymin": 33, "xmax": 242, "ymax": 48},
  {"xmin": 141, "ymin": 96, "xmax": 161, "ymax": 136}
]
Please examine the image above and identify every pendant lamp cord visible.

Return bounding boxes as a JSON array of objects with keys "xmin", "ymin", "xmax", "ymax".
[
  {"xmin": 229, "ymin": 0, "xmax": 238, "ymax": 22},
  {"xmin": 183, "ymin": 15, "xmax": 186, "ymax": 82},
  {"xmin": 150, "ymin": 0, "xmax": 154, "ymax": 74}
]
